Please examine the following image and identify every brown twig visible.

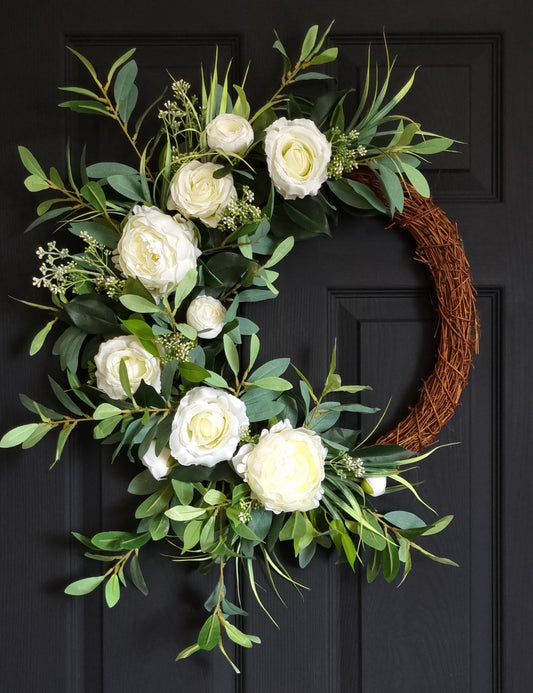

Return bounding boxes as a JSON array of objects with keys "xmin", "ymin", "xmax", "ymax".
[{"xmin": 349, "ymin": 170, "xmax": 480, "ymax": 452}]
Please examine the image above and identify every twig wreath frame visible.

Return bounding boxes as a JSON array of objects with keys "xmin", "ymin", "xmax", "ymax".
[
  {"xmin": 354, "ymin": 171, "xmax": 480, "ymax": 452},
  {"xmin": 1, "ymin": 23, "xmax": 478, "ymax": 669}
]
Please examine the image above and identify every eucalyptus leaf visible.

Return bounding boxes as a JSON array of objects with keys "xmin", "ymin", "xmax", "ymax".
[{"xmin": 64, "ymin": 575, "xmax": 105, "ymax": 596}]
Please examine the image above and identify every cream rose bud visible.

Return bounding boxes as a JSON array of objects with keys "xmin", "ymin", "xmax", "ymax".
[
  {"xmin": 141, "ymin": 442, "xmax": 175, "ymax": 480},
  {"xmin": 167, "ymin": 160, "xmax": 236, "ymax": 228},
  {"xmin": 94, "ymin": 335, "xmax": 161, "ymax": 400},
  {"xmin": 116, "ymin": 205, "xmax": 201, "ymax": 297},
  {"xmin": 365, "ymin": 476, "xmax": 387, "ymax": 497},
  {"xmin": 233, "ymin": 419, "xmax": 327, "ymax": 514},
  {"xmin": 169, "ymin": 386, "xmax": 249, "ymax": 467},
  {"xmin": 264, "ymin": 117, "xmax": 331, "ymax": 200},
  {"xmin": 206, "ymin": 113, "xmax": 254, "ymax": 155},
  {"xmin": 186, "ymin": 295, "xmax": 226, "ymax": 339}
]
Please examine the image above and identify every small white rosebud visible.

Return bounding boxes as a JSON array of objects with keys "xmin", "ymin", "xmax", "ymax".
[
  {"xmin": 364, "ymin": 476, "xmax": 387, "ymax": 497},
  {"xmin": 186, "ymin": 295, "xmax": 226, "ymax": 339}
]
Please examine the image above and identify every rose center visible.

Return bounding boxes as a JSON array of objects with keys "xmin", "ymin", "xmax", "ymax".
[
  {"xmin": 283, "ymin": 142, "xmax": 313, "ymax": 178},
  {"xmin": 189, "ymin": 410, "xmax": 227, "ymax": 446}
]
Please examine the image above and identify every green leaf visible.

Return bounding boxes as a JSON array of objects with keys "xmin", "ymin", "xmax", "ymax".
[
  {"xmin": 86, "ymin": 161, "xmax": 138, "ymax": 178},
  {"xmin": 182, "ymin": 520, "xmax": 202, "ymax": 551},
  {"xmin": 24, "ymin": 174, "xmax": 49, "ymax": 192},
  {"xmin": 264, "ymin": 235, "xmax": 294, "ymax": 268},
  {"xmin": 171, "ymin": 479, "xmax": 195, "ymax": 506},
  {"xmin": 204, "ymin": 371, "xmax": 230, "ymax": 389},
  {"xmin": 293, "ymin": 72, "xmax": 333, "ymax": 82},
  {"xmin": 299, "ymin": 24, "xmax": 319, "ymax": 61},
  {"xmin": 149, "ymin": 513, "xmax": 170, "ymax": 541},
  {"xmin": 119, "ymin": 359, "xmax": 133, "ymax": 400},
  {"xmin": 249, "ymin": 357, "xmax": 290, "ymax": 381},
  {"xmin": 200, "ymin": 514, "xmax": 217, "ymax": 552},
  {"xmin": 358, "ymin": 513, "xmax": 387, "ymax": 551},
  {"xmin": 129, "ymin": 553, "xmax": 149, "ymax": 595},
  {"xmin": 173, "ymin": 269, "xmax": 198, "ymax": 311},
  {"xmin": 0, "ymin": 423, "xmax": 41, "ymax": 448},
  {"xmin": 203, "ymin": 489, "xmax": 227, "ymax": 506},
  {"xmin": 67, "ymin": 46, "xmax": 98, "ymax": 81},
  {"xmin": 107, "ymin": 174, "xmax": 144, "ymax": 201},
  {"xmin": 48, "ymin": 376, "xmax": 85, "ymax": 416},
  {"xmin": 114, "ymin": 60, "xmax": 138, "ymax": 122},
  {"xmin": 55, "ymin": 422, "xmax": 75, "ymax": 462},
  {"xmin": 366, "ymin": 549, "xmax": 381, "ymax": 583},
  {"xmin": 309, "ymin": 47, "xmax": 338, "ymax": 65},
  {"xmin": 165, "ymin": 505, "xmax": 208, "ymax": 521},
  {"xmin": 382, "ymin": 536, "xmax": 400, "ymax": 583},
  {"xmin": 401, "ymin": 163, "xmax": 430, "ymax": 197},
  {"xmin": 178, "ymin": 362, "xmax": 210, "ymax": 383},
  {"xmin": 410, "ymin": 136, "xmax": 454, "ymax": 154},
  {"xmin": 223, "ymin": 622, "xmax": 254, "ymax": 648},
  {"xmin": 107, "ymin": 48, "xmax": 136, "ymax": 85},
  {"xmin": 176, "ymin": 323, "xmax": 197, "ymax": 341},
  {"xmin": 62, "ymin": 294, "xmax": 118, "ymax": 334},
  {"xmin": 176, "ymin": 643, "xmax": 201, "ymax": 661},
  {"xmin": 18, "ymin": 146, "xmax": 46, "ymax": 178},
  {"xmin": 198, "ymin": 614, "xmax": 220, "ymax": 651},
  {"xmin": 384, "ymin": 510, "xmax": 426, "ymax": 530},
  {"xmin": 93, "ymin": 415, "xmax": 123, "ymax": 439},
  {"xmin": 119, "ymin": 294, "xmax": 161, "ymax": 313},
  {"xmin": 30, "ymin": 319, "xmax": 57, "ymax": 356},
  {"xmin": 68, "ymin": 220, "xmax": 119, "ymax": 248},
  {"xmin": 248, "ymin": 333, "xmax": 260, "ymax": 371},
  {"xmin": 80, "ymin": 181, "xmax": 107, "ymax": 212},
  {"xmin": 250, "ymin": 377, "xmax": 292, "ymax": 392},
  {"xmin": 64, "ymin": 575, "xmax": 105, "ymax": 596},
  {"xmin": 128, "ymin": 469, "xmax": 164, "ymax": 495},
  {"xmin": 59, "ymin": 99, "xmax": 109, "ymax": 116},
  {"xmin": 105, "ymin": 574, "xmax": 121, "ymax": 608},
  {"xmin": 135, "ymin": 484, "xmax": 173, "ymax": 519},
  {"xmin": 21, "ymin": 423, "xmax": 53, "ymax": 449},
  {"xmin": 223, "ymin": 334, "xmax": 240, "ymax": 377},
  {"xmin": 328, "ymin": 178, "xmax": 387, "ymax": 214},
  {"xmin": 58, "ymin": 85, "xmax": 101, "ymax": 100},
  {"xmin": 375, "ymin": 164, "xmax": 404, "ymax": 216}
]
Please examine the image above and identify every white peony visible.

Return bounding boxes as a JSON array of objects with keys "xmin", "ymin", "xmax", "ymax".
[
  {"xmin": 167, "ymin": 160, "xmax": 236, "ymax": 228},
  {"xmin": 233, "ymin": 419, "xmax": 326, "ymax": 513},
  {"xmin": 365, "ymin": 476, "xmax": 387, "ymax": 497},
  {"xmin": 169, "ymin": 386, "xmax": 249, "ymax": 467},
  {"xmin": 186, "ymin": 295, "xmax": 226, "ymax": 339},
  {"xmin": 206, "ymin": 113, "xmax": 254, "ymax": 155},
  {"xmin": 264, "ymin": 117, "xmax": 331, "ymax": 200},
  {"xmin": 116, "ymin": 205, "xmax": 201, "ymax": 297},
  {"xmin": 94, "ymin": 334, "xmax": 161, "ymax": 400},
  {"xmin": 141, "ymin": 442, "xmax": 175, "ymax": 480}
]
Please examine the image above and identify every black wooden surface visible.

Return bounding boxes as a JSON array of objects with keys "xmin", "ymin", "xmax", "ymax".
[{"xmin": 1, "ymin": 1, "xmax": 531, "ymax": 691}]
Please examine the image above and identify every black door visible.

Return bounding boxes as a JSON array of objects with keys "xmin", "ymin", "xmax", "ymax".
[{"xmin": 1, "ymin": 2, "xmax": 531, "ymax": 691}]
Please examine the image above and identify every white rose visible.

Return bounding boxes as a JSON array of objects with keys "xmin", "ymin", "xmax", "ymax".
[
  {"xmin": 233, "ymin": 419, "xmax": 326, "ymax": 513},
  {"xmin": 186, "ymin": 295, "xmax": 226, "ymax": 339},
  {"xmin": 94, "ymin": 335, "xmax": 161, "ymax": 400},
  {"xmin": 167, "ymin": 160, "xmax": 236, "ymax": 228},
  {"xmin": 206, "ymin": 113, "xmax": 254, "ymax": 155},
  {"xmin": 169, "ymin": 386, "xmax": 249, "ymax": 467},
  {"xmin": 115, "ymin": 205, "xmax": 200, "ymax": 298},
  {"xmin": 365, "ymin": 476, "xmax": 387, "ymax": 497},
  {"xmin": 264, "ymin": 117, "xmax": 331, "ymax": 199},
  {"xmin": 141, "ymin": 442, "xmax": 175, "ymax": 480}
]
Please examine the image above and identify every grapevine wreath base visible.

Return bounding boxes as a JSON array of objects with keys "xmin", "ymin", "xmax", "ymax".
[{"xmin": 352, "ymin": 172, "xmax": 480, "ymax": 453}]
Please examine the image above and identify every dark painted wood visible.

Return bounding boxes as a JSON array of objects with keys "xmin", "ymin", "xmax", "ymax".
[{"xmin": 1, "ymin": 1, "xmax": 531, "ymax": 691}]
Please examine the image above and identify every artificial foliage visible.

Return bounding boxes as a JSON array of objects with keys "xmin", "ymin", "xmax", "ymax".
[{"xmin": 0, "ymin": 24, "xmax": 465, "ymax": 671}]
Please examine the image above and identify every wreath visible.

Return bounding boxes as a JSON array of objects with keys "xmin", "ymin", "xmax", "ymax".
[{"xmin": 1, "ymin": 23, "xmax": 478, "ymax": 670}]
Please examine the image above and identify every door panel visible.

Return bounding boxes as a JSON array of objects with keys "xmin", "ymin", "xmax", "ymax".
[{"xmin": 1, "ymin": 1, "xmax": 530, "ymax": 691}]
